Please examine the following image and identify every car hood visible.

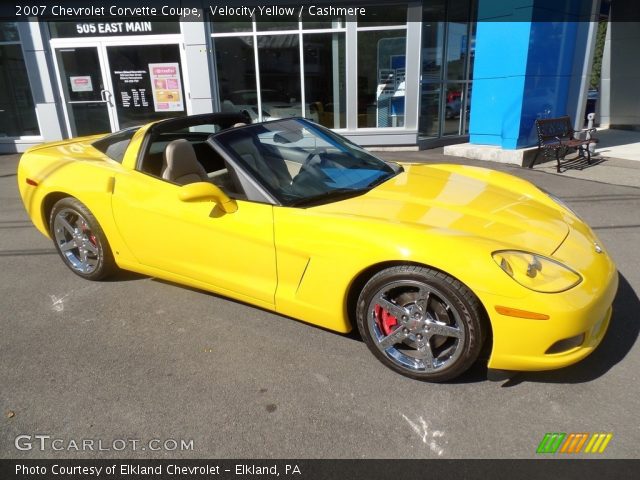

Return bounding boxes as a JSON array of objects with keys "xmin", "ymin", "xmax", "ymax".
[{"xmin": 312, "ymin": 163, "xmax": 570, "ymax": 255}]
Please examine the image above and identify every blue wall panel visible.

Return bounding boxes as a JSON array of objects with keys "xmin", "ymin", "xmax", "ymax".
[
  {"xmin": 469, "ymin": 21, "xmax": 531, "ymax": 148},
  {"xmin": 469, "ymin": 0, "xmax": 586, "ymax": 149},
  {"xmin": 518, "ymin": 22, "xmax": 577, "ymax": 147}
]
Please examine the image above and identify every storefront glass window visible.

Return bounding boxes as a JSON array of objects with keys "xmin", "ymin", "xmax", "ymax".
[
  {"xmin": 357, "ymin": 30, "xmax": 407, "ymax": 128},
  {"xmin": 257, "ymin": 34, "xmax": 302, "ymax": 119},
  {"xmin": 464, "ymin": 83, "xmax": 472, "ymax": 134},
  {"xmin": 422, "ymin": 22, "xmax": 445, "ymax": 82},
  {"xmin": 419, "ymin": 0, "xmax": 476, "ymax": 139},
  {"xmin": 358, "ymin": 5, "xmax": 407, "ymax": 26},
  {"xmin": 420, "ymin": 84, "xmax": 441, "ymax": 137},
  {"xmin": 468, "ymin": 20, "xmax": 477, "ymax": 79},
  {"xmin": 214, "ymin": 36, "xmax": 258, "ymax": 118},
  {"xmin": 256, "ymin": 17, "xmax": 298, "ymax": 31},
  {"xmin": 211, "ymin": 21, "xmax": 252, "ymax": 34},
  {"xmin": 446, "ymin": 0, "xmax": 470, "ymax": 83},
  {"xmin": 303, "ymin": 33, "xmax": 346, "ymax": 128},
  {"xmin": 0, "ymin": 43, "xmax": 40, "ymax": 137},
  {"xmin": 446, "ymin": 23, "xmax": 469, "ymax": 81},
  {"xmin": 301, "ymin": 13, "xmax": 345, "ymax": 30},
  {"xmin": 0, "ymin": 22, "xmax": 20, "ymax": 42},
  {"xmin": 443, "ymin": 83, "xmax": 465, "ymax": 135},
  {"xmin": 106, "ymin": 44, "xmax": 186, "ymax": 129},
  {"xmin": 212, "ymin": 11, "xmax": 410, "ymax": 133}
]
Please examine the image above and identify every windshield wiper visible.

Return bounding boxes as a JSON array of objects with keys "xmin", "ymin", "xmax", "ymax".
[
  {"xmin": 365, "ymin": 172, "xmax": 396, "ymax": 189},
  {"xmin": 288, "ymin": 170, "xmax": 402, "ymax": 208},
  {"xmin": 289, "ymin": 188, "xmax": 368, "ymax": 207}
]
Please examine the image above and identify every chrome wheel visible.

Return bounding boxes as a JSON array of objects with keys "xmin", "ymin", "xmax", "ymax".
[
  {"xmin": 52, "ymin": 208, "xmax": 101, "ymax": 274},
  {"xmin": 366, "ymin": 280, "xmax": 466, "ymax": 374}
]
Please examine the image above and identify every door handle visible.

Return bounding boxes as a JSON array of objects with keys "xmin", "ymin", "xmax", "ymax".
[{"xmin": 100, "ymin": 89, "xmax": 114, "ymax": 106}]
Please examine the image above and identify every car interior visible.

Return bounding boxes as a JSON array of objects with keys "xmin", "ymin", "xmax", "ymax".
[
  {"xmin": 133, "ymin": 114, "xmax": 397, "ymax": 206},
  {"xmin": 136, "ymin": 113, "xmax": 250, "ymax": 199},
  {"xmin": 223, "ymin": 134, "xmax": 294, "ymax": 191},
  {"xmin": 136, "ymin": 114, "xmax": 323, "ymax": 203}
]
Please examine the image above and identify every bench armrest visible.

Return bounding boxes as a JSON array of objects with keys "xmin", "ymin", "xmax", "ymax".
[{"xmin": 573, "ymin": 127, "xmax": 597, "ymax": 140}]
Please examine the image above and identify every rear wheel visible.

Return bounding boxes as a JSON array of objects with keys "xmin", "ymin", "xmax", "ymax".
[
  {"xmin": 50, "ymin": 198, "xmax": 116, "ymax": 280},
  {"xmin": 356, "ymin": 265, "xmax": 485, "ymax": 382}
]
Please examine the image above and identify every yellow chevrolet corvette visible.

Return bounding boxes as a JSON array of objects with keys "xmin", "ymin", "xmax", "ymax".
[{"xmin": 17, "ymin": 113, "xmax": 618, "ymax": 382}]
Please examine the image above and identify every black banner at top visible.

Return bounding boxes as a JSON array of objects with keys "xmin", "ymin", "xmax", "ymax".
[{"xmin": 1, "ymin": 0, "xmax": 639, "ymax": 23}]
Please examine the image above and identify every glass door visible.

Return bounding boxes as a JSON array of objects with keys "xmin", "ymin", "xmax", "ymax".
[
  {"xmin": 418, "ymin": 0, "xmax": 476, "ymax": 141},
  {"xmin": 53, "ymin": 46, "xmax": 117, "ymax": 137},
  {"xmin": 105, "ymin": 44, "xmax": 186, "ymax": 129},
  {"xmin": 53, "ymin": 42, "xmax": 187, "ymax": 137}
]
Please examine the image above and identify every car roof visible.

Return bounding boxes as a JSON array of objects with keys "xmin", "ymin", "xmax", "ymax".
[{"xmin": 149, "ymin": 112, "xmax": 251, "ymax": 134}]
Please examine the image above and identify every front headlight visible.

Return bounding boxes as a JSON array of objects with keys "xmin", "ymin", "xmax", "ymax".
[{"xmin": 492, "ymin": 250, "xmax": 582, "ymax": 293}]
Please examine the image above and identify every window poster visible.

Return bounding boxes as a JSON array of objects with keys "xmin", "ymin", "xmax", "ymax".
[
  {"xmin": 148, "ymin": 63, "xmax": 184, "ymax": 112},
  {"xmin": 113, "ymin": 70, "xmax": 149, "ymax": 109},
  {"xmin": 70, "ymin": 76, "xmax": 93, "ymax": 92}
]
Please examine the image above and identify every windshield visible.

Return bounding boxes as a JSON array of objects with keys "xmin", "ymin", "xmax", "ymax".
[{"xmin": 211, "ymin": 119, "xmax": 399, "ymax": 206}]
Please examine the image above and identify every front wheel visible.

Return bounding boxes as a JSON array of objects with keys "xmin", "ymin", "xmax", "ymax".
[
  {"xmin": 356, "ymin": 265, "xmax": 486, "ymax": 382},
  {"xmin": 50, "ymin": 197, "xmax": 116, "ymax": 281}
]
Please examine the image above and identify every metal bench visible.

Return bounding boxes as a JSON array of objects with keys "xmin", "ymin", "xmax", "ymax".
[{"xmin": 530, "ymin": 116, "xmax": 598, "ymax": 172}]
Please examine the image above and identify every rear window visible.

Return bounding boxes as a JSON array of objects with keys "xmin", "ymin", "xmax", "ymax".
[{"xmin": 92, "ymin": 128, "xmax": 139, "ymax": 163}]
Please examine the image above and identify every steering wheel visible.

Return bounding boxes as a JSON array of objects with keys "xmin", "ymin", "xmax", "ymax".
[
  {"xmin": 290, "ymin": 148, "xmax": 330, "ymax": 192},
  {"xmin": 301, "ymin": 148, "xmax": 326, "ymax": 169}
]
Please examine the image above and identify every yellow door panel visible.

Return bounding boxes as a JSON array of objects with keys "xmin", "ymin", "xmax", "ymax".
[{"xmin": 111, "ymin": 171, "xmax": 276, "ymax": 304}]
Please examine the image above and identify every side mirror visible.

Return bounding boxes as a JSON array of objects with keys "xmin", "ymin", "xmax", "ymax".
[
  {"xmin": 178, "ymin": 182, "xmax": 237, "ymax": 213},
  {"xmin": 274, "ymin": 129, "xmax": 303, "ymax": 144}
]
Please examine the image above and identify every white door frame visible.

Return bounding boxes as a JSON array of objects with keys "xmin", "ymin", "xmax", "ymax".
[
  {"xmin": 51, "ymin": 42, "xmax": 118, "ymax": 136},
  {"xmin": 50, "ymin": 34, "xmax": 190, "ymax": 137}
]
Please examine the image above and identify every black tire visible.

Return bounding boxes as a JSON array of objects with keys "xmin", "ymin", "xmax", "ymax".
[
  {"xmin": 49, "ymin": 197, "xmax": 117, "ymax": 281},
  {"xmin": 356, "ymin": 265, "xmax": 486, "ymax": 382}
]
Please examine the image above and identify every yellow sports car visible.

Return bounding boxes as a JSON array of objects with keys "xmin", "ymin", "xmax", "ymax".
[{"xmin": 17, "ymin": 114, "xmax": 618, "ymax": 382}]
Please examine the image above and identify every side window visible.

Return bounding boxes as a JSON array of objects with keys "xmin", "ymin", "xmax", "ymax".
[
  {"xmin": 139, "ymin": 137, "xmax": 170, "ymax": 177},
  {"xmin": 138, "ymin": 128, "xmax": 246, "ymax": 199},
  {"xmin": 208, "ymin": 159, "xmax": 246, "ymax": 199},
  {"xmin": 92, "ymin": 128, "xmax": 138, "ymax": 163}
]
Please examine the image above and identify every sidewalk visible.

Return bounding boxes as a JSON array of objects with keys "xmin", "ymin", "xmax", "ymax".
[
  {"xmin": 594, "ymin": 128, "xmax": 640, "ymax": 161},
  {"xmin": 524, "ymin": 128, "xmax": 640, "ymax": 188},
  {"xmin": 528, "ymin": 155, "xmax": 640, "ymax": 188}
]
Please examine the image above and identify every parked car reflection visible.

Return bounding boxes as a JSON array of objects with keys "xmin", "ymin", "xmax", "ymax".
[{"xmin": 221, "ymin": 89, "xmax": 319, "ymax": 123}]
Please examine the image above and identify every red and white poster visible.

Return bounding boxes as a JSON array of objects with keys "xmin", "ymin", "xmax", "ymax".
[
  {"xmin": 148, "ymin": 63, "xmax": 184, "ymax": 112},
  {"xmin": 70, "ymin": 76, "xmax": 93, "ymax": 92}
]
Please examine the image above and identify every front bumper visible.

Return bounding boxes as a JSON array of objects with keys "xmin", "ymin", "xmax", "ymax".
[{"xmin": 481, "ymin": 222, "xmax": 618, "ymax": 372}]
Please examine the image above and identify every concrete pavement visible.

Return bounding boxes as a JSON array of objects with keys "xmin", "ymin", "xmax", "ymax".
[
  {"xmin": 443, "ymin": 128, "xmax": 640, "ymax": 184},
  {"xmin": 596, "ymin": 128, "xmax": 640, "ymax": 162}
]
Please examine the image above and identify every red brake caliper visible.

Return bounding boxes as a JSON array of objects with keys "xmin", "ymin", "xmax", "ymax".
[
  {"xmin": 374, "ymin": 304, "xmax": 398, "ymax": 336},
  {"xmin": 81, "ymin": 222, "xmax": 97, "ymax": 247}
]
